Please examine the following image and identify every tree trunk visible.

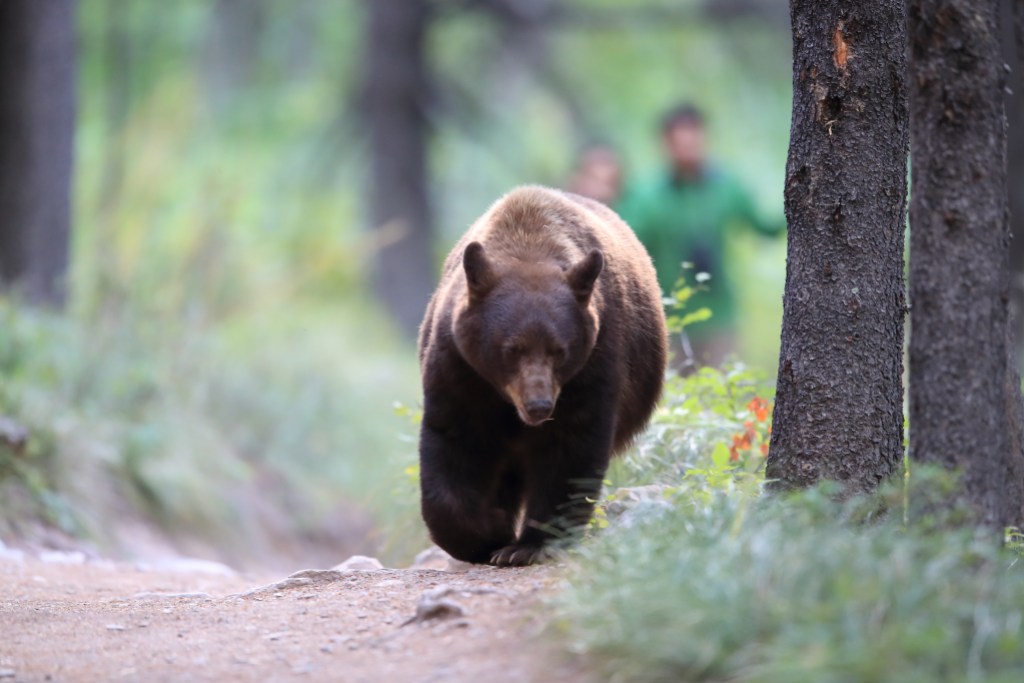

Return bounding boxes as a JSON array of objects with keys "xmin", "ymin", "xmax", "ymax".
[
  {"xmin": 909, "ymin": 0, "xmax": 1024, "ymax": 528},
  {"xmin": 361, "ymin": 0, "xmax": 436, "ymax": 338},
  {"xmin": 202, "ymin": 0, "xmax": 267, "ymax": 111},
  {"xmin": 1004, "ymin": 0, "xmax": 1024, "ymax": 365},
  {"xmin": 766, "ymin": 0, "xmax": 908, "ymax": 492},
  {"xmin": 0, "ymin": 0, "xmax": 76, "ymax": 307}
]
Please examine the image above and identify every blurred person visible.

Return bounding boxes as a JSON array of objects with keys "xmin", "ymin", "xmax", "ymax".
[
  {"xmin": 567, "ymin": 143, "xmax": 623, "ymax": 206},
  {"xmin": 617, "ymin": 103, "xmax": 783, "ymax": 369}
]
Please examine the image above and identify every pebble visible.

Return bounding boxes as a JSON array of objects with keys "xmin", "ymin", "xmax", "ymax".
[
  {"xmin": 332, "ymin": 555, "xmax": 384, "ymax": 571},
  {"xmin": 402, "ymin": 585, "xmax": 467, "ymax": 626},
  {"xmin": 133, "ymin": 592, "xmax": 212, "ymax": 601},
  {"xmin": 409, "ymin": 546, "xmax": 453, "ymax": 571},
  {"xmin": 136, "ymin": 558, "xmax": 236, "ymax": 576}
]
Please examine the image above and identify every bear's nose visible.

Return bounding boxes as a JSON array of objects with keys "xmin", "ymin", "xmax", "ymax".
[{"xmin": 525, "ymin": 399, "xmax": 554, "ymax": 423}]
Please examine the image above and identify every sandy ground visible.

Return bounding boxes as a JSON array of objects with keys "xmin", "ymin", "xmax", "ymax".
[{"xmin": 0, "ymin": 551, "xmax": 591, "ymax": 683}]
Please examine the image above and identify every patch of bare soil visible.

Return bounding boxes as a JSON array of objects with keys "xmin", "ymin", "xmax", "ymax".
[{"xmin": 0, "ymin": 550, "xmax": 590, "ymax": 683}]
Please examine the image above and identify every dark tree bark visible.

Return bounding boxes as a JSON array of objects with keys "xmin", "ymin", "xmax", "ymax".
[
  {"xmin": 361, "ymin": 0, "xmax": 436, "ymax": 337},
  {"xmin": 1004, "ymin": 0, "xmax": 1024, "ymax": 363},
  {"xmin": 766, "ymin": 0, "xmax": 908, "ymax": 492},
  {"xmin": 0, "ymin": 0, "xmax": 76, "ymax": 307},
  {"xmin": 909, "ymin": 0, "xmax": 1024, "ymax": 528}
]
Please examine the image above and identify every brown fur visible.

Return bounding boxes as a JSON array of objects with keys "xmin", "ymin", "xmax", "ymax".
[{"xmin": 418, "ymin": 186, "xmax": 667, "ymax": 565}]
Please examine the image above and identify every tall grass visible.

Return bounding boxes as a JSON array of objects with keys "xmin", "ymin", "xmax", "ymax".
[
  {"xmin": 556, "ymin": 368, "xmax": 1024, "ymax": 682},
  {"xmin": 0, "ymin": 296, "xmax": 423, "ymax": 569}
]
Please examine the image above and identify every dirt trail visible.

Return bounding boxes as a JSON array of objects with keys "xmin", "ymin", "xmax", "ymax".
[{"xmin": 0, "ymin": 551, "xmax": 589, "ymax": 683}]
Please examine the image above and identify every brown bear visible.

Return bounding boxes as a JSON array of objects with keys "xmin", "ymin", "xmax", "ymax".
[{"xmin": 417, "ymin": 185, "xmax": 667, "ymax": 566}]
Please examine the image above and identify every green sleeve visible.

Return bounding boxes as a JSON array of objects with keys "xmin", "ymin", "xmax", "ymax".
[{"xmin": 729, "ymin": 179, "xmax": 784, "ymax": 237}]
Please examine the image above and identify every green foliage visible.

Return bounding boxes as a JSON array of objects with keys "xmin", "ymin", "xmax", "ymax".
[
  {"xmin": 559, "ymin": 366, "xmax": 1024, "ymax": 682},
  {"xmin": 0, "ymin": 297, "xmax": 420, "ymax": 564},
  {"xmin": 613, "ymin": 363, "xmax": 772, "ymax": 489},
  {"xmin": 0, "ymin": 303, "xmax": 81, "ymax": 531},
  {"xmin": 558, "ymin": 472, "xmax": 1024, "ymax": 683},
  {"xmin": 664, "ymin": 270, "xmax": 714, "ymax": 335},
  {"xmin": 374, "ymin": 402, "xmax": 431, "ymax": 562}
]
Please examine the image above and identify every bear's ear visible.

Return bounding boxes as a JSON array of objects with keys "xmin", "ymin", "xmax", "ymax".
[
  {"xmin": 567, "ymin": 249, "xmax": 604, "ymax": 303},
  {"xmin": 463, "ymin": 242, "xmax": 496, "ymax": 299}
]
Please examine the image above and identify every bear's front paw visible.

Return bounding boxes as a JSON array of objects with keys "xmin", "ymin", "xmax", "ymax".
[{"xmin": 489, "ymin": 543, "xmax": 548, "ymax": 567}]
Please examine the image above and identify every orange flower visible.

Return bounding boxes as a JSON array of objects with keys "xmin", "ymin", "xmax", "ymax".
[
  {"xmin": 760, "ymin": 443, "xmax": 769, "ymax": 457},
  {"xmin": 747, "ymin": 397, "xmax": 771, "ymax": 422}
]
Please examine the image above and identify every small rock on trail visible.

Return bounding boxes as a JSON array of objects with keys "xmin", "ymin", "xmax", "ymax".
[{"xmin": 333, "ymin": 555, "xmax": 385, "ymax": 571}]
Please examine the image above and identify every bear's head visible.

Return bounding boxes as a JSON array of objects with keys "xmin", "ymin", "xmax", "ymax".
[{"xmin": 453, "ymin": 241, "xmax": 603, "ymax": 427}]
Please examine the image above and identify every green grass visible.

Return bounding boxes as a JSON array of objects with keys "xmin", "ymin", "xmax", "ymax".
[
  {"xmin": 0, "ymin": 296, "xmax": 423, "ymax": 568},
  {"xmin": 556, "ymin": 369, "xmax": 1024, "ymax": 682},
  {"xmin": 559, "ymin": 489, "xmax": 1024, "ymax": 682}
]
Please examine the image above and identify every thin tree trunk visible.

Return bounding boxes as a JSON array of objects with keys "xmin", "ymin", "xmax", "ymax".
[
  {"xmin": 362, "ymin": 0, "xmax": 436, "ymax": 338},
  {"xmin": 766, "ymin": 0, "xmax": 908, "ymax": 492},
  {"xmin": 202, "ymin": 0, "xmax": 266, "ymax": 111},
  {"xmin": 0, "ymin": 0, "xmax": 76, "ymax": 307},
  {"xmin": 909, "ymin": 0, "xmax": 1024, "ymax": 528}
]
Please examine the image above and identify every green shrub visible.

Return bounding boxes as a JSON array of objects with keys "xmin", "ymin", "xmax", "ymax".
[
  {"xmin": 0, "ymin": 298, "xmax": 422, "ymax": 565},
  {"xmin": 558, "ymin": 464, "xmax": 1024, "ymax": 683},
  {"xmin": 610, "ymin": 363, "xmax": 772, "ymax": 490}
]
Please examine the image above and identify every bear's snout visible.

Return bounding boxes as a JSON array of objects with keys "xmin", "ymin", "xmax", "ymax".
[
  {"xmin": 524, "ymin": 399, "xmax": 555, "ymax": 424},
  {"xmin": 509, "ymin": 358, "xmax": 559, "ymax": 426}
]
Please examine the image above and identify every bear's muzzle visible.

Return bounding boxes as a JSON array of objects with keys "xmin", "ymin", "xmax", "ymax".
[{"xmin": 509, "ymin": 358, "xmax": 559, "ymax": 426}]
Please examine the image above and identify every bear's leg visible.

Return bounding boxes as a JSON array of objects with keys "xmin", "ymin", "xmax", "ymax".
[
  {"xmin": 419, "ymin": 426, "xmax": 522, "ymax": 564},
  {"xmin": 490, "ymin": 431, "xmax": 612, "ymax": 567}
]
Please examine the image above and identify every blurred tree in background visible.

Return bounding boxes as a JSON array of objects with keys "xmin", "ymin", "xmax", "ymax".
[
  {"xmin": 64, "ymin": 0, "xmax": 790, "ymax": 352},
  {"xmin": 361, "ymin": 0, "xmax": 435, "ymax": 337},
  {"xmin": 0, "ymin": 0, "xmax": 76, "ymax": 307}
]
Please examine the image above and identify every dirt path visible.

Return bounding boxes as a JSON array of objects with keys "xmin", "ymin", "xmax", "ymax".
[{"xmin": 0, "ymin": 551, "xmax": 589, "ymax": 683}]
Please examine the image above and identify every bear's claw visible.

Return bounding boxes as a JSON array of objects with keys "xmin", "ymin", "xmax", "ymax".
[{"xmin": 489, "ymin": 543, "xmax": 547, "ymax": 567}]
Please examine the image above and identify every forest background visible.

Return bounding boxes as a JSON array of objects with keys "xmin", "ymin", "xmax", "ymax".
[{"xmin": 1, "ymin": 0, "xmax": 799, "ymax": 568}]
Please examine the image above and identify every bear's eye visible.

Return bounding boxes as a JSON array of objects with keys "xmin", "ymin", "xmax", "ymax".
[
  {"xmin": 504, "ymin": 343, "xmax": 525, "ymax": 359},
  {"xmin": 552, "ymin": 346, "xmax": 568, "ymax": 364}
]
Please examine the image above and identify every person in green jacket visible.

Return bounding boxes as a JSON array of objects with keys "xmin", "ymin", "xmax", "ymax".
[{"xmin": 616, "ymin": 104, "xmax": 783, "ymax": 369}]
